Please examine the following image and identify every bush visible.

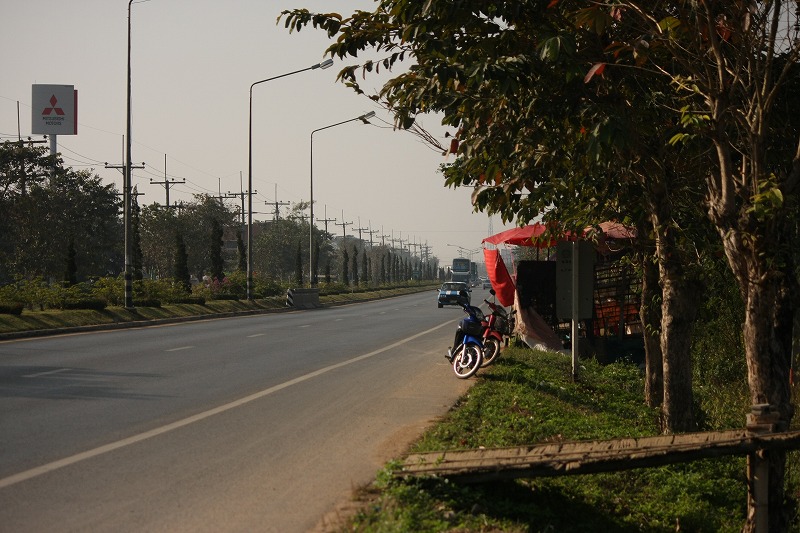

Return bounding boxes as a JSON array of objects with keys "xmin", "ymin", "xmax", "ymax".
[
  {"xmin": 60, "ymin": 298, "xmax": 108, "ymax": 311},
  {"xmin": 173, "ymin": 296, "xmax": 206, "ymax": 305},
  {"xmin": 90, "ymin": 277, "xmax": 124, "ymax": 306},
  {"xmin": 319, "ymin": 282, "xmax": 349, "ymax": 296},
  {"xmin": 253, "ymin": 275, "xmax": 284, "ymax": 297},
  {"xmin": 0, "ymin": 277, "xmax": 55, "ymax": 310},
  {"xmin": 133, "ymin": 298, "xmax": 162, "ymax": 308},
  {"xmin": 0, "ymin": 301, "xmax": 24, "ymax": 315},
  {"xmin": 219, "ymin": 271, "xmax": 247, "ymax": 298},
  {"xmin": 135, "ymin": 279, "xmax": 192, "ymax": 304},
  {"xmin": 211, "ymin": 294, "xmax": 239, "ymax": 301}
]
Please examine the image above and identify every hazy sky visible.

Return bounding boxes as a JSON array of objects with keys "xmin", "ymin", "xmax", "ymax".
[{"xmin": 1, "ymin": 0, "xmax": 517, "ymax": 266}]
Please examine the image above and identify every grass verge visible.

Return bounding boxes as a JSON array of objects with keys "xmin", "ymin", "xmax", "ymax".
[{"xmin": 343, "ymin": 347, "xmax": 800, "ymax": 532}]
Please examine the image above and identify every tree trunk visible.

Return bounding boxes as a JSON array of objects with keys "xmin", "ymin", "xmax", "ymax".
[
  {"xmin": 740, "ymin": 269, "xmax": 795, "ymax": 532},
  {"xmin": 658, "ymin": 264, "xmax": 700, "ymax": 433},
  {"xmin": 640, "ymin": 252, "xmax": 663, "ymax": 409},
  {"xmin": 648, "ymin": 184, "xmax": 699, "ymax": 433},
  {"xmin": 716, "ymin": 223, "xmax": 796, "ymax": 532}
]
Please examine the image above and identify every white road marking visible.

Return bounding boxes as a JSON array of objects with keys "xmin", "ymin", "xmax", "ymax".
[
  {"xmin": 23, "ymin": 368, "xmax": 71, "ymax": 378},
  {"xmin": 0, "ymin": 319, "xmax": 453, "ymax": 490},
  {"xmin": 165, "ymin": 346, "xmax": 194, "ymax": 352},
  {"xmin": 247, "ymin": 333, "xmax": 266, "ymax": 338}
]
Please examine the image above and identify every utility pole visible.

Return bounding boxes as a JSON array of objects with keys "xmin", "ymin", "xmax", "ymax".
[
  {"xmin": 316, "ymin": 204, "xmax": 336, "ymax": 236},
  {"xmin": 228, "ymin": 190, "xmax": 247, "ymax": 227},
  {"xmin": 409, "ymin": 238, "xmax": 419, "ymax": 259},
  {"xmin": 356, "ymin": 217, "xmax": 370, "ymax": 245},
  {"xmin": 114, "ymin": 184, "xmax": 145, "ymax": 201},
  {"xmin": 105, "ymin": 159, "xmax": 145, "ymax": 198},
  {"xmin": 366, "ymin": 228, "xmax": 379, "ymax": 248},
  {"xmin": 149, "ymin": 154, "xmax": 185, "ymax": 208},
  {"xmin": 218, "ymin": 191, "xmax": 238, "ymax": 206},
  {"xmin": 334, "ymin": 211, "xmax": 353, "ymax": 241},
  {"xmin": 263, "ymin": 183, "xmax": 290, "ymax": 220},
  {"xmin": 421, "ymin": 243, "xmax": 431, "ymax": 264},
  {"xmin": 265, "ymin": 198, "xmax": 291, "ymax": 220}
]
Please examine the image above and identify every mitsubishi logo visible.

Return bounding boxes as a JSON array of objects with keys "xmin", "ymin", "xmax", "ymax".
[{"xmin": 42, "ymin": 95, "xmax": 65, "ymax": 116}]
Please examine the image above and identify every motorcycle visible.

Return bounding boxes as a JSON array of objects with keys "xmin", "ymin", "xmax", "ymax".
[
  {"xmin": 445, "ymin": 292, "xmax": 485, "ymax": 379},
  {"xmin": 480, "ymin": 291, "xmax": 516, "ymax": 366}
]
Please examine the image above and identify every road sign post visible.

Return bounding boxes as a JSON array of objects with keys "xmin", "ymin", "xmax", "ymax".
[{"xmin": 556, "ymin": 240, "xmax": 594, "ymax": 378}]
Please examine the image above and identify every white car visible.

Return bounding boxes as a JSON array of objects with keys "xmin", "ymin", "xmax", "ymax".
[{"xmin": 437, "ymin": 282, "xmax": 470, "ymax": 308}]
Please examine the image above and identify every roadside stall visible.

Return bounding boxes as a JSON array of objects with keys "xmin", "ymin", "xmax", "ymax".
[{"xmin": 482, "ymin": 222, "xmax": 643, "ymax": 362}]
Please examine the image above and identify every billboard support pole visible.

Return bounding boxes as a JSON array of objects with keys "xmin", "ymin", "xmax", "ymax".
[{"xmin": 49, "ymin": 134, "xmax": 57, "ymax": 178}]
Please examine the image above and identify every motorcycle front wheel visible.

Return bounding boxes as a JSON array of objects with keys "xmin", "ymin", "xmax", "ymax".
[
  {"xmin": 452, "ymin": 343, "xmax": 483, "ymax": 379},
  {"xmin": 481, "ymin": 337, "xmax": 501, "ymax": 366}
]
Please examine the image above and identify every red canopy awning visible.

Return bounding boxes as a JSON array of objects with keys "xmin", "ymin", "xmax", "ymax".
[
  {"xmin": 482, "ymin": 221, "xmax": 636, "ymax": 247},
  {"xmin": 591, "ymin": 221, "xmax": 637, "ymax": 240},
  {"xmin": 481, "ymin": 223, "xmax": 563, "ymax": 248}
]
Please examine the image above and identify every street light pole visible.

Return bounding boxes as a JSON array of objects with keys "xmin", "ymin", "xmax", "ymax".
[
  {"xmin": 309, "ymin": 111, "xmax": 375, "ymax": 287},
  {"xmin": 124, "ymin": 0, "xmax": 134, "ymax": 309},
  {"xmin": 247, "ymin": 58, "xmax": 333, "ymax": 300},
  {"xmin": 447, "ymin": 244, "xmax": 481, "ymax": 263}
]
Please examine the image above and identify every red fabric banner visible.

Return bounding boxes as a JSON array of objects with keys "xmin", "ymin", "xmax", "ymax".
[{"xmin": 483, "ymin": 248, "xmax": 515, "ymax": 306}]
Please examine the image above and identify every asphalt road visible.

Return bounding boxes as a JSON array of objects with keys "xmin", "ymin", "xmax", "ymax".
[{"xmin": 0, "ymin": 290, "xmax": 484, "ymax": 532}]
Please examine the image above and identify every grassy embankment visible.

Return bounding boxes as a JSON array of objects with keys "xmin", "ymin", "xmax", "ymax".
[
  {"xmin": 0, "ymin": 285, "xmax": 434, "ymax": 337},
  {"xmin": 342, "ymin": 347, "xmax": 800, "ymax": 532}
]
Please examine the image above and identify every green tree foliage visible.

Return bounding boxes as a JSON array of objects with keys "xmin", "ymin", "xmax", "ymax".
[
  {"xmin": 131, "ymin": 190, "xmax": 144, "ymax": 281},
  {"xmin": 341, "ymin": 247, "xmax": 350, "ymax": 286},
  {"xmin": 294, "ymin": 240, "xmax": 303, "ymax": 286},
  {"xmin": 139, "ymin": 195, "xmax": 238, "ymax": 281},
  {"xmin": 312, "ymin": 240, "xmax": 321, "ymax": 286},
  {"xmin": 351, "ymin": 246, "xmax": 359, "ymax": 285},
  {"xmin": 209, "ymin": 218, "xmax": 225, "ymax": 282},
  {"xmin": 254, "ymin": 219, "xmax": 302, "ymax": 282},
  {"xmin": 0, "ymin": 141, "xmax": 121, "ymax": 284},
  {"xmin": 63, "ymin": 237, "xmax": 77, "ymax": 286},
  {"xmin": 174, "ymin": 233, "xmax": 191, "ymax": 294},
  {"xmin": 139, "ymin": 204, "xmax": 177, "ymax": 279},
  {"xmin": 179, "ymin": 195, "xmax": 237, "ymax": 281},
  {"xmin": 252, "ymin": 203, "xmax": 334, "ymax": 284},
  {"xmin": 236, "ymin": 229, "xmax": 246, "ymax": 272},
  {"xmin": 281, "ymin": 2, "xmax": 800, "ymax": 528}
]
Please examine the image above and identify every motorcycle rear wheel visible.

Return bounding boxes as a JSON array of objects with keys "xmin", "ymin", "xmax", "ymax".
[
  {"xmin": 481, "ymin": 337, "xmax": 501, "ymax": 366},
  {"xmin": 452, "ymin": 343, "xmax": 483, "ymax": 379}
]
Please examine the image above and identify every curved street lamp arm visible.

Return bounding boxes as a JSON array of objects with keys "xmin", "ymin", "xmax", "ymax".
[{"xmin": 308, "ymin": 111, "xmax": 376, "ymax": 286}]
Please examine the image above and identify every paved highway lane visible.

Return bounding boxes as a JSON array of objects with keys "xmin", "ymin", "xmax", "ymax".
[{"xmin": 0, "ymin": 290, "xmax": 486, "ymax": 532}]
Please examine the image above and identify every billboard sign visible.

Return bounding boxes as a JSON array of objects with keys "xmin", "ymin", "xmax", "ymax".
[{"xmin": 32, "ymin": 84, "xmax": 77, "ymax": 135}]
